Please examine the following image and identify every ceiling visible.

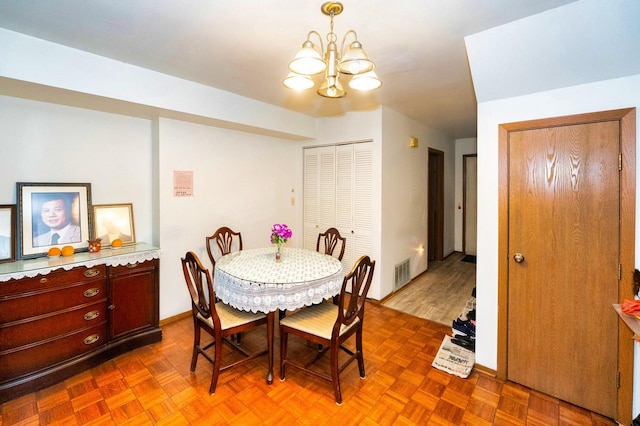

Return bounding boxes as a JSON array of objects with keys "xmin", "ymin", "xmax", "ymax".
[{"xmin": 0, "ymin": 0, "xmax": 579, "ymax": 139}]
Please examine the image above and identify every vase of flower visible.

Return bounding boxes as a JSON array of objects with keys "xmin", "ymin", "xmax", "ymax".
[{"xmin": 271, "ymin": 223, "xmax": 292, "ymax": 262}]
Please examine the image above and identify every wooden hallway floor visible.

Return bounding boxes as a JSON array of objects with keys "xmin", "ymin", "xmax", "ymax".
[
  {"xmin": 0, "ymin": 304, "xmax": 616, "ymax": 425},
  {"xmin": 383, "ymin": 252, "xmax": 477, "ymax": 326}
]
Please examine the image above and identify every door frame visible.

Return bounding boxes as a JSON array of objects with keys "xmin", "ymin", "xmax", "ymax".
[
  {"xmin": 428, "ymin": 148, "xmax": 444, "ymax": 261},
  {"xmin": 463, "ymin": 154, "xmax": 477, "ymax": 255},
  {"xmin": 497, "ymin": 108, "xmax": 635, "ymax": 424}
]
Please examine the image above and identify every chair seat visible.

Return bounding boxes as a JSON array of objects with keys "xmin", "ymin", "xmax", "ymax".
[
  {"xmin": 280, "ymin": 301, "xmax": 359, "ymax": 340},
  {"xmin": 198, "ymin": 302, "xmax": 266, "ymax": 330}
]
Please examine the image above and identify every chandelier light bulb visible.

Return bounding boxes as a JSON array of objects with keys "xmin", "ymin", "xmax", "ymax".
[
  {"xmin": 289, "ymin": 40, "xmax": 326, "ymax": 75},
  {"xmin": 283, "ymin": 72, "xmax": 315, "ymax": 91},
  {"xmin": 349, "ymin": 70, "xmax": 382, "ymax": 91}
]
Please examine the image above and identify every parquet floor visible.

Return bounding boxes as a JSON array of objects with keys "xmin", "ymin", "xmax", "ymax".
[{"xmin": 1, "ymin": 304, "xmax": 616, "ymax": 425}]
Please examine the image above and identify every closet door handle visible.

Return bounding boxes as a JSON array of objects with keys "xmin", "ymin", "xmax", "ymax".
[{"xmin": 513, "ymin": 253, "xmax": 525, "ymax": 263}]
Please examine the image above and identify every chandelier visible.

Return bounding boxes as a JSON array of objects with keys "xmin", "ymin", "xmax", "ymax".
[{"xmin": 283, "ymin": 2, "xmax": 381, "ymax": 98}]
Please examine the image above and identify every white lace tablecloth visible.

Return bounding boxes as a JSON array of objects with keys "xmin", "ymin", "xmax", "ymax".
[
  {"xmin": 0, "ymin": 243, "xmax": 160, "ymax": 282},
  {"xmin": 214, "ymin": 247, "xmax": 343, "ymax": 313}
]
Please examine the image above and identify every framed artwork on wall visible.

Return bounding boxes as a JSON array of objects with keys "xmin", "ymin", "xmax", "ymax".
[
  {"xmin": 17, "ymin": 182, "xmax": 92, "ymax": 259},
  {"xmin": 0, "ymin": 205, "xmax": 16, "ymax": 263},
  {"xmin": 93, "ymin": 203, "xmax": 135, "ymax": 246}
]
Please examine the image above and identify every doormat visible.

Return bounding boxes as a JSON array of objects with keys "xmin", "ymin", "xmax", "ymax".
[
  {"xmin": 431, "ymin": 335, "xmax": 475, "ymax": 378},
  {"xmin": 461, "ymin": 255, "xmax": 476, "ymax": 264}
]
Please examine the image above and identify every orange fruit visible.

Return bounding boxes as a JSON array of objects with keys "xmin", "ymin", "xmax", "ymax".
[
  {"xmin": 61, "ymin": 245, "xmax": 75, "ymax": 257},
  {"xmin": 111, "ymin": 238, "xmax": 123, "ymax": 248},
  {"xmin": 48, "ymin": 247, "xmax": 61, "ymax": 257}
]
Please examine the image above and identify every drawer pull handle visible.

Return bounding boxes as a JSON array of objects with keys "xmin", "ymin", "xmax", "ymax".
[
  {"xmin": 39, "ymin": 277, "xmax": 48, "ymax": 284},
  {"xmin": 84, "ymin": 269, "xmax": 101, "ymax": 278},
  {"xmin": 83, "ymin": 288, "xmax": 100, "ymax": 297},
  {"xmin": 84, "ymin": 310, "xmax": 100, "ymax": 321},
  {"xmin": 83, "ymin": 334, "xmax": 100, "ymax": 345},
  {"xmin": 126, "ymin": 263, "xmax": 138, "ymax": 269}
]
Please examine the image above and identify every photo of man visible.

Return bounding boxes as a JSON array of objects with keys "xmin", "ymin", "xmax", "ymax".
[{"xmin": 32, "ymin": 192, "xmax": 81, "ymax": 247}]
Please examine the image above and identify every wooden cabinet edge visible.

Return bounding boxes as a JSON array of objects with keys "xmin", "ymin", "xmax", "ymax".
[{"xmin": 0, "ymin": 327, "xmax": 162, "ymax": 403}]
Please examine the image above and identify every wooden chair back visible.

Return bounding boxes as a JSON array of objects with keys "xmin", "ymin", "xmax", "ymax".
[
  {"xmin": 205, "ymin": 227, "xmax": 243, "ymax": 268},
  {"xmin": 316, "ymin": 227, "xmax": 346, "ymax": 261},
  {"xmin": 181, "ymin": 251, "xmax": 221, "ymax": 329},
  {"xmin": 336, "ymin": 255, "xmax": 375, "ymax": 330}
]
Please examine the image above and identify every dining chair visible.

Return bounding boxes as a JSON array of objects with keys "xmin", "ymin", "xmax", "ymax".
[
  {"xmin": 181, "ymin": 251, "xmax": 268, "ymax": 394},
  {"xmin": 205, "ymin": 226, "xmax": 243, "ymax": 269},
  {"xmin": 279, "ymin": 255, "xmax": 376, "ymax": 404},
  {"xmin": 316, "ymin": 227, "xmax": 346, "ymax": 261}
]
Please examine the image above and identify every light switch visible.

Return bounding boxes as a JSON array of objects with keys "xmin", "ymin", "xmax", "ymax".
[{"xmin": 409, "ymin": 137, "xmax": 418, "ymax": 148}]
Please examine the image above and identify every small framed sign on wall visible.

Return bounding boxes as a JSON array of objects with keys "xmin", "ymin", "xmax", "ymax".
[{"xmin": 173, "ymin": 170, "xmax": 193, "ymax": 197}]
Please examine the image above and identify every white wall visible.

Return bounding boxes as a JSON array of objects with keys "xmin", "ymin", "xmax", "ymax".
[
  {"xmin": 476, "ymin": 74, "xmax": 640, "ymax": 415},
  {"xmin": 156, "ymin": 118, "xmax": 301, "ymax": 319},
  {"xmin": 454, "ymin": 138, "xmax": 477, "ymax": 252},
  {"xmin": 380, "ymin": 107, "xmax": 455, "ymax": 298},
  {"xmin": 0, "ymin": 95, "xmax": 154, "ymax": 245}
]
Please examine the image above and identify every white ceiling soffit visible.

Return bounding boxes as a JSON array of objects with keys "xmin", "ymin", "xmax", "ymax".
[{"xmin": 466, "ymin": 0, "xmax": 640, "ymax": 103}]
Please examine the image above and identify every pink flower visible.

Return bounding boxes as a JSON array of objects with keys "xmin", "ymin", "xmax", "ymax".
[{"xmin": 270, "ymin": 223, "xmax": 292, "ymax": 245}]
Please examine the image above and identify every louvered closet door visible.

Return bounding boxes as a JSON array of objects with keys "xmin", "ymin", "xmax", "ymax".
[
  {"xmin": 303, "ymin": 146, "xmax": 335, "ymax": 251},
  {"xmin": 336, "ymin": 143, "xmax": 373, "ymax": 272}
]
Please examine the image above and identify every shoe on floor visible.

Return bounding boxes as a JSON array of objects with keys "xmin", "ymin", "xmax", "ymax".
[
  {"xmin": 451, "ymin": 335, "xmax": 475, "ymax": 352},
  {"xmin": 452, "ymin": 318, "xmax": 476, "ymax": 338}
]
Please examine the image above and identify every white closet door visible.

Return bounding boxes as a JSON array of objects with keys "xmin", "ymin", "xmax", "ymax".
[
  {"xmin": 303, "ymin": 142, "xmax": 372, "ymax": 272},
  {"xmin": 351, "ymin": 143, "xmax": 373, "ymax": 269},
  {"xmin": 335, "ymin": 145, "xmax": 354, "ymax": 269},
  {"xmin": 335, "ymin": 143, "xmax": 372, "ymax": 272},
  {"xmin": 303, "ymin": 146, "xmax": 335, "ymax": 251}
]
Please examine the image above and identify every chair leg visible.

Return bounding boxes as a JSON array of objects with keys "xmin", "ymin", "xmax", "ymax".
[
  {"xmin": 209, "ymin": 332, "xmax": 224, "ymax": 394},
  {"xmin": 190, "ymin": 321, "xmax": 200, "ymax": 372},
  {"xmin": 356, "ymin": 328, "xmax": 365, "ymax": 378},
  {"xmin": 279, "ymin": 330, "xmax": 288, "ymax": 381},
  {"xmin": 330, "ymin": 340, "xmax": 342, "ymax": 405}
]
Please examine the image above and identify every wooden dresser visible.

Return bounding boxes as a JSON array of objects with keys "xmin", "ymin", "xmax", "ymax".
[{"xmin": 0, "ymin": 244, "xmax": 161, "ymax": 402}]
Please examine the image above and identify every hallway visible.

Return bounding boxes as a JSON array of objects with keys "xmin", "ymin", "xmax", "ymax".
[{"xmin": 382, "ymin": 252, "xmax": 476, "ymax": 326}]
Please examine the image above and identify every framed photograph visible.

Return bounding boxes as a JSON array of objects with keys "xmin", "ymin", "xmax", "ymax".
[
  {"xmin": 93, "ymin": 203, "xmax": 136, "ymax": 246},
  {"xmin": 17, "ymin": 182, "xmax": 92, "ymax": 259},
  {"xmin": 0, "ymin": 205, "xmax": 16, "ymax": 263}
]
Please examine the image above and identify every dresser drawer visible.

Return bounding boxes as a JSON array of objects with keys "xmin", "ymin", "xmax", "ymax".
[
  {"xmin": 0, "ymin": 265, "xmax": 106, "ymax": 297},
  {"xmin": 0, "ymin": 280, "xmax": 106, "ymax": 323},
  {"xmin": 109, "ymin": 259, "xmax": 158, "ymax": 276},
  {"xmin": 0, "ymin": 301, "xmax": 107, "ymax": 351},
  {"xmin": 0, "ymin": 323, "xmax": 107, "ymax": 383}
]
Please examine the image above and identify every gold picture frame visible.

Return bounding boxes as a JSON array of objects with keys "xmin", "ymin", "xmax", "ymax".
[{"xmin": 92, "ymin": 203, "xmax": 136, "ymax": 247}]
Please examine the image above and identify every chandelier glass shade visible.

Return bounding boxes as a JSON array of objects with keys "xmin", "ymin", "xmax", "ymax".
[{"xmin": 283, "ymin": 2, "xmax": 381, "ymax": 98}]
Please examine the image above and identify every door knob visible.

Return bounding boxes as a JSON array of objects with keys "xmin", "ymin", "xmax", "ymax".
[{"xmin": 513, "ymin": 253, "xmax": 525, "ymax": 263}]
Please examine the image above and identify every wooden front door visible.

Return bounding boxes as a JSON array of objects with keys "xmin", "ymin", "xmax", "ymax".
[{"xmin": 498, "ymin": 109, "xmax": 636, "ymax": 422}]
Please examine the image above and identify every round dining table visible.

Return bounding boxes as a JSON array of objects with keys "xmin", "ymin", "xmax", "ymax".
[{"xmin": 213, "ymin": 247, "xmax": 343, "ymax": 384}]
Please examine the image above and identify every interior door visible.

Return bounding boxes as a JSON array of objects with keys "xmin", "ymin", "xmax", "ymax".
[
  {"xmin": 428, "ymin": 149, "xmax": 444, "ymax": 261},
  {"xmin": 506, "ymin": 121, "xmax": 620, "ymax": 418},
  {"xmin": 463, "ymin": 154, "xmax": 477, "ymax": 256}
]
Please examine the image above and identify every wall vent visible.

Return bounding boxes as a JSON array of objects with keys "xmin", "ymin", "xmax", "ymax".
[{"xmin": 394, "ymin": 259, "xmax": 410, "ymax": 290}]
